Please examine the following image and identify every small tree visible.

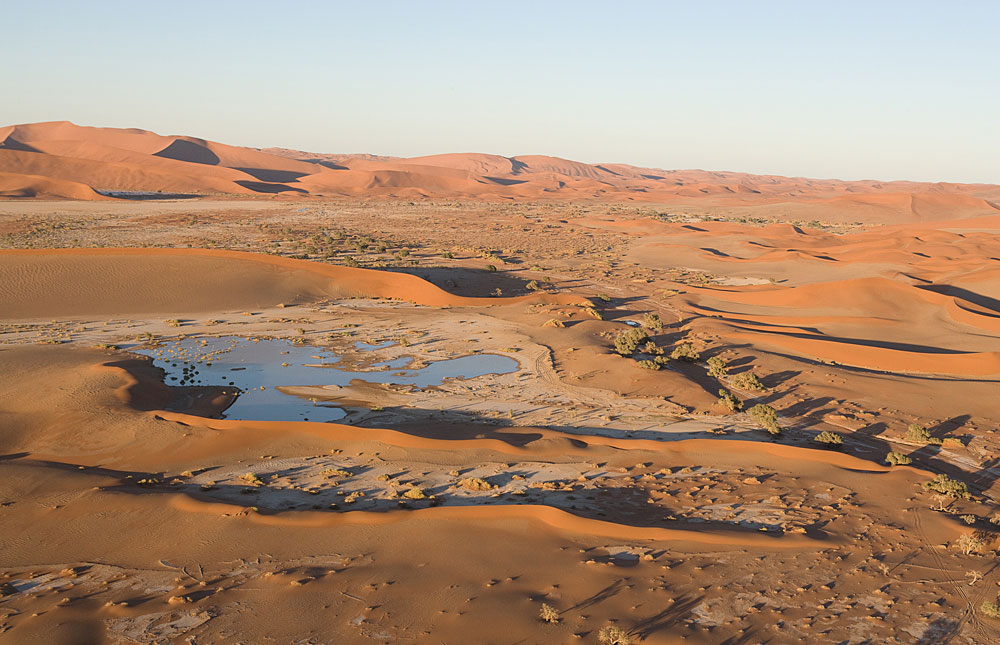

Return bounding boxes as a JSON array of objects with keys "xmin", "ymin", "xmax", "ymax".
[
  {"xmin": 642, "ymin": 312, "xmax": 663, "ymax": 331},
  {"xmin": 906, "ymin": 423, "xmax": 932, "ymax": 443},
  {"xmin": 748, "ymin": 403, "xmax": 780, "ymax": 435},
  {"xmin": 955, "ymin": 532, "xmax": 984, "ymax": 555},
  {"xmin": 922, "ymin": 473, "xmax": 970, "ymax": 499},
  {"xmin": 636, "ymin": 360, "xmax": 660, "ymax": 370},
  {"xmin": 731, "ymin": 371, "xmax": 765, "ymax": 392},
  {"xmin": 707, "ymin": 356, "xmax": 728, "ymax": 378},
  {"xmin": 670, "ymin": 342, "xmax": 700, "ymax": 362},
  {"xmin": 718, "ymin": 388, "xmax": 743, "ymax": 412},
  {"xmin": 614, "ymin": 328, "xmax": 649, "ymax": 355}
]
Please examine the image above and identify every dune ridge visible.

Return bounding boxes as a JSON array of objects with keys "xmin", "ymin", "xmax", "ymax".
[
  {"xmin": 0, "ymin": 247, "xmax": 587, "ymax": 318},
  {"xmin": 168, "ymin": 495, "xmax": 825, "ymax": 547},
  {"xmin": 2, "ymin": 121, "xmax": 998, "ymax": 221}
]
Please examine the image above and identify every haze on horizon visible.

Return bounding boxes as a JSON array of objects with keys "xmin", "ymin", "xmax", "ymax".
[{"xmin": 4, "ymin": 0, "xmax": 998, "ymax": 184}]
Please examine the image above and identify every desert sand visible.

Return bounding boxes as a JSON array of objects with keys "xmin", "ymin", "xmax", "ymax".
[{"xmin": 2, "ymin": 123, "xmax": 1000, "ymax": 643}]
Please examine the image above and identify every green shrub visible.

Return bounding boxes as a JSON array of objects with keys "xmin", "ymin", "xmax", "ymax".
[
  {"xmin": 906, "ymin": 423, "xmax": 933, "ymax": 443},
  {"xmin": 344, "ymin": 257, "xmax": 360, "ymax": 268},
  {"xmin": 636, "ymin": 359, "xmax": 660, "ymax": 370},
  {"xmin": 485, "ymin": 264, "xmax": 497, "ymax": 272},
  {"xmin": 670, "ymin": 342, "xmax": 700, "ymax": 362},
  {"xmin": 642, "ymin": 312, "xmax": 663, "ymax": 331},
  {"xmin": 747, "ymin": 403, "xmax": 780, "ymax": 435},
  {"xmin": 922, "ymin": 473, "xmax": 970, "ymax": 499},
  {"xmin": 707, "ymin": 356, "xmax": 728, "ymax": 378},
  {"xmin": 885, "ymin": 451, "xmax": 912, "ymax": 466},
  {"xmin": 642, "ymin": 340, "xmax": 663, "ymax": 355},
  {"xmin": 718, "ymin": 389, "xmax": 743, "ymax": 412},
  {"xmin": 614, "ymin": 328, "xmax": 649, "ymax": 355},
  {"xmin": 731, "ymin": 371, "xmax": 765, "ymax": 391},
  {"xmin": 525, "ymin": 280, "xmax": 540, "ymax": 291},
  {"xmin": 981, "ymin": 599, "xmax": 1000, "ymax": 619},
  {"xmin": 814, "ymin": 431, "xmax": 844, "ymax": 447}
]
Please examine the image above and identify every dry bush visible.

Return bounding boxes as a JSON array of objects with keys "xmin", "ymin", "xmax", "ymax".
[
  {"xmin": 539, "ymin": 602, "xmax": 560, "ymax": 624},
  {"xmin": 598, "ymin": 624, "xmax": 631, "ymax": 645},
  {"xmin": 459, "ymin": 477, "xmax": 494, "ymax": 491}
]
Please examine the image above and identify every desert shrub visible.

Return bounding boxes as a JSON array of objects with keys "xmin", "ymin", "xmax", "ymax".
[
  {"xmin": 614, "ymin": 328, "xmax": 649, "ymax": 355},
  {"xmin": 343, "ymin": 257, "xmax": 360, "ymax": 268},
  {"xmin": 485, "ymin": 264, "xmax": 497, "ymax": 272},
  {"xmin": 961, "ymin": 514, "xmax": 977, "ymax": 525},
  {"xmin": 583, "ymin": 307, "xmax": 604, "ymax": 320},
  {"xmin": 923, "ymin": 473, "xmax": 970, "ymax": 499},
  {"xmin": 707, "ymin": 356, "xmax": 728, "ymax": 378},
  {"xmin": 718, "ymin": 389, "xmax": 743, "ymax": 412},
  {"xmin": 636, "ymin": 359, "xmax": 660, "ymax": 370},
  {"xmin": 539, "ymin": 603, "xmax": 560, "ymax": 624},
  {"xmin": 981, "ymin": 599, "xmax": 1000, "ymax": 619},
  {"xmin": 814, "ymin": 431, "xmax": 844, "ymax": 447},
  {"xmin": 441, "ymin": 250, "xmax": 453, "ymax": 259},
  {"xmin": 543, "ymin": 318, "xmax": 565, "ymax": 328},
  {"xmin": 669, "ymin": 342, "xmax": 700, "ymax": 362},
  {"xmin": 885, "ymin": 451, "xmax": 912, "ymax": 466},
  {"xmin": 653, "ymin": 355, "xmax": 670, "ymax": 365},
  {"xmin": 525, "ymin": 280, "xmax": 540, "ymax": 291},
  {"xmin": 598, "ymin": 624, "xmax": 631, "ymax": 645},
  {"xmin": 596, "ymin": 294, "xmax": 611, "ymax": 302},
  {"xmin": 906, "ymin": 423, "xmax": 933, "ymax": 443},
  {"xmin": 459, "ymin": 477, "xmax": 494, "ymax": 491},
  {"xmin": 240, "ymin": 472, "xmax": 264, "ymax": 486},
  {"xmin": 642, "ymin": 340, "xmax": 663, "ymax": 355},
  {"xmin": 731, "ymin": 371, "xmax": 765, "ymax": 391},
  {"xmin": 402, "ymin": 487, "xmax": 427, "ymax": 500},
  {"xmin": 642, "ymin": 312, "xmax": 663, "ymax": 331},
  {"xmin": 747, "ymin": 403, "xmax": 780, "ymax": 435}
]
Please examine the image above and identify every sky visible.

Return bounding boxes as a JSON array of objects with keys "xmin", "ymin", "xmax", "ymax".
[{"xmin": 4, "ymin": 0, "xmax": 998, "ymax": 183}]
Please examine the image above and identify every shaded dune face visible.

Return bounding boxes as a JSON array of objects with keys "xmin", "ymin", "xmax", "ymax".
[
  {"xmin": 153, "ymin": 139, "xmax": 221, "ymax": 166},
  {"xmin": 1, "ymin": 120, "xmax": 998, "ymax": 219}
]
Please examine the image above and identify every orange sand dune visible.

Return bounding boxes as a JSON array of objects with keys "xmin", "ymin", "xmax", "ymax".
[
  {"xmin": 169, "ymin": 495, "xmax": 824, "ymax": 547},
  {"xmin": 3, "ymin": 121, "xmax": 998, "ymax": 218},
  {"xmin": 0, "ymin": 248, "xmax": 587, "ymax": 318}
]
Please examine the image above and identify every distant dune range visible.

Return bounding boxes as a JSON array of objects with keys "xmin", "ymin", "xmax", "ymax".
[{"xmin": 2, "ymin": 121, "xmax": 999, "ymax": 222}]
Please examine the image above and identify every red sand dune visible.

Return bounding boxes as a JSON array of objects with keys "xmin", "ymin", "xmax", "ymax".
[
  {"xmin": 0, "ymin": 247, "xmax": 588, "ymax": 318},
  {"xmin": 2, "ymin": 121, "xmax": 998, "ymax": 221}
]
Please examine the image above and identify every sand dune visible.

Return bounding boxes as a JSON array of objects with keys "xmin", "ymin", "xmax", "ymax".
[
  {"xmin": 0, "ymin": 248, "xmax": 587, "ymax": 318},
  {"xmin": 2, "ymin": 121, "xmax": 998, "ymax": 221}
]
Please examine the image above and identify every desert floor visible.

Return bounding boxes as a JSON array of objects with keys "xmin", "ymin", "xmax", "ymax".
[{"xmin": 2, "ymin": 198, "xmax": 1000, "ymax": 644}]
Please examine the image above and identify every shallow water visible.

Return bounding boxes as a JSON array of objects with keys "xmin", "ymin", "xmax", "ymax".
[{"xmin": 135, "ymin": 336, "xmax": 519, "ymax": 422}]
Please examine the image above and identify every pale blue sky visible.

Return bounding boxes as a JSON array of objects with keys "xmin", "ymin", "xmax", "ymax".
[{"xmin": 4, "ymin": 1, "xmax": 998, "ymax": 182}]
